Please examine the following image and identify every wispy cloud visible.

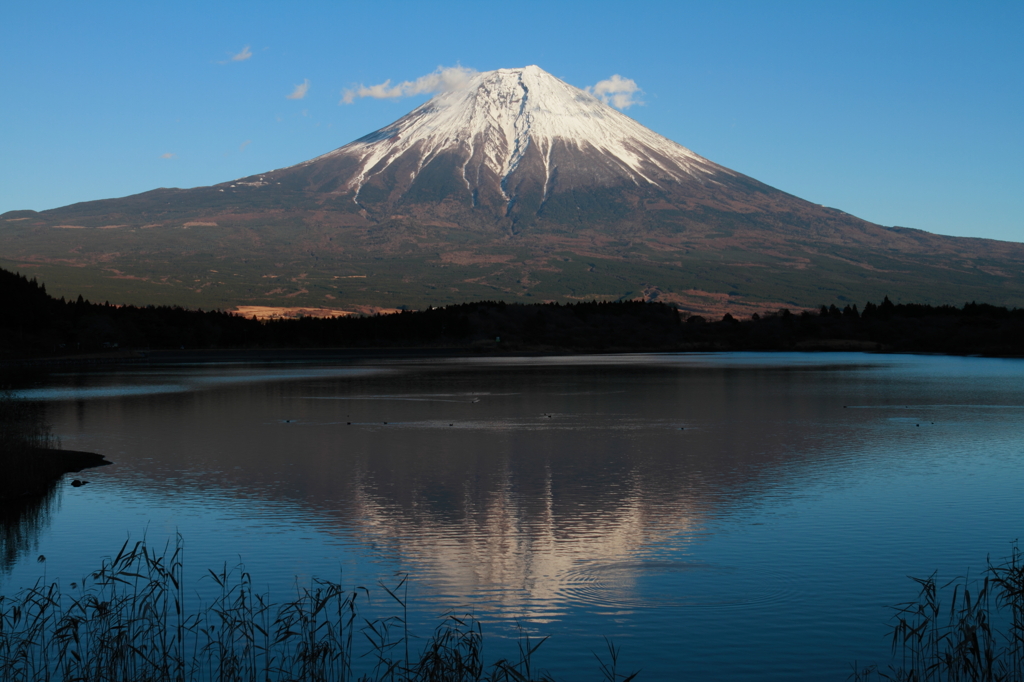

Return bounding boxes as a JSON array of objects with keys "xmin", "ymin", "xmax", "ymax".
[
  {"xmin": 586, "ymin": 74, "xmax": 643, "ymax": 109},
  {"xmin": 160, "ymin": 153, "xmax": 175, "ymax": 159},
  {"xmin": 239, "ymin": 140, "xmax": 252, "ymax": 152},
  {"xmin": 287, "ymin": 79, "xmax": 310, "ymax": 100},
  {"xmin": 342, "ymin": 65, "xmax": 477, "ymax": 104},
  {"xmin": 230, "ymin": 45, "xmax": 253, "ymax": 62}
]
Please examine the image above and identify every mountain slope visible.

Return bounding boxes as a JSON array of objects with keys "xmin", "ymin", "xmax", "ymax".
[{"xmin": 3, "ymin": 66, "xmax": 1024, "ymax": 315}]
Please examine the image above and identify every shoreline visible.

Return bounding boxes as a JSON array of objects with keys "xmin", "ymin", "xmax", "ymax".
[
  {"xmin": 0, "ymin": 448, "xmax": 111, "ymax": 502},
  {"xmin": 1, "ymin": 346, "xmax": 581, "ymax": 369},
  {"xmin": 4, "ymin": 343, "xmax": 1022, "ymax": 371}
]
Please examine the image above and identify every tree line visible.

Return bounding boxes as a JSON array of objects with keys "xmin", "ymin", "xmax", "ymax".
[{"xmin": 2, "ymin": 267, "xmax": 1022, "ymax": 358}]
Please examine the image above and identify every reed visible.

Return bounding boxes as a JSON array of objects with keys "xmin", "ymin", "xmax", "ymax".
[
  {"xmin": 853, "ymin": 543, "xmax": 1024, "ymax": 682},
  {"xmin": 0, "ymin": 390, "xmax": 60, "ymax": 456},
  {"xmin": 0, "ymin": 534, "xmax": 638, "ymax": 682}
]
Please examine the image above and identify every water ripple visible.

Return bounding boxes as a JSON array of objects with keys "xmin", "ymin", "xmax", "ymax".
[{"xmin": 559, "ymin": 559, "xmax": 800, "ymax": 610}]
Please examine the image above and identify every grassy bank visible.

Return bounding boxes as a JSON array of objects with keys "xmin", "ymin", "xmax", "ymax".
[
  {"xmin": 0, "ymin": 390, "xmax": 110, "ymax": 502},
  {"xmin": 0, "ymin": 391, "xmax": 62, "ymax": 501}
]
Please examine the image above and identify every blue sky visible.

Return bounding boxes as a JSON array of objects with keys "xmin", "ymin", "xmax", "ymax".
[{"xmin": 2, "ymin": 0, "xmax": 1021, "ymax": 242}]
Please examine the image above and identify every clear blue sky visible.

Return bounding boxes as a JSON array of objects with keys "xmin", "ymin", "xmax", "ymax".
[{"xmin": 2, "ymin": 0, "xmax": 1021, "ymax": 242}]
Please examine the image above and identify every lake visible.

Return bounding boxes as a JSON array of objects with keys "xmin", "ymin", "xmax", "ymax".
[{"xmin": 4, "ymin": 352, "xmax": 1023, "ymax": 680}]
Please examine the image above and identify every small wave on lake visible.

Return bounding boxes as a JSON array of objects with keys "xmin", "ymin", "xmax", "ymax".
[{"xmin": 560, "ymin": 559, "xmax": 800, "ymax": 610}]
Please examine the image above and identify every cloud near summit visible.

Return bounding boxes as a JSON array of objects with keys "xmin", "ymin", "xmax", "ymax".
[
  {"xmin": 341, "ymin": 66, "xmax": 643, "ymax": 110},
  {"xmin": 341, "ymin": 66, "xmax": 477, "ymax": 104},
  {"xmin": 586, "ymin": 75, "xmax": 643, "ymax": 109}
]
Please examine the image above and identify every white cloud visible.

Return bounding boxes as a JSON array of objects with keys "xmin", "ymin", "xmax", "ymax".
[
  {"xmin": 586, "ymin": 74, "xmax": 643, "ymax": 109},
  {"xmin": 287, "ymin": 79, "xmax": 310, "ymax": 100},
  {"xmin": 160, "ymin": 153, "xmax": 175, "ymax": 159},
  {"xmin": 342, "ymin": 65, "xmax": 477, "ymax": 104},
  {"xmin": 239, "ymin": 140, "xmax": 252, "ymax": 152},
  {"xmin": 230, "ymin": 45, "xmax": 253, "ymax": 62}
]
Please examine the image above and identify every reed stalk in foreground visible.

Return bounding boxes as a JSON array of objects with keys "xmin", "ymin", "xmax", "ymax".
[
  {"xmin": 852, "ymin": 543, "xmax": 1024, "ymax": 682},
  {"xmin": 0, "ymin": 534, "xmax": 638, "ymax": 682}
]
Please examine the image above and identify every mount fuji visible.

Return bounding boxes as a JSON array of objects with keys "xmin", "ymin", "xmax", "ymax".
[
  {"xmin": 4, "ymin": 66, "xmax": 1024, "ymax": 316},
  {"xmin": 288, "ymin": 65, "xmax": 729, "ymax": 226}
]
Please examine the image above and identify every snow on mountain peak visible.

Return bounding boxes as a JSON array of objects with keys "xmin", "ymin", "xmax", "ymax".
[{"xmin": 310, "ymin": 66, "xmax": 729, "ymax": 203}]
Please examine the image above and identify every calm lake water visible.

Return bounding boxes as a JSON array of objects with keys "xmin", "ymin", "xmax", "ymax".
[{"xmin": 4, "ymin": 352, "xmax": 1024, "ymax": 680}]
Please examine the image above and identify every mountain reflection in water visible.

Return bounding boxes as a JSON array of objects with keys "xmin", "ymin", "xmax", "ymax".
[
  {"xmin": 49, "ymin": 362, "xmax": 838, "ymax": 596},
  {"xmin": 6, "ymin": 353, "xmax": 1024, "ymax": 681}
]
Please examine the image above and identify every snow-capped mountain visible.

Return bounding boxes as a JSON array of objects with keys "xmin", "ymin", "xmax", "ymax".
[
  {"xmin": 5, "ymin": 65, "xmax": 1024, "ymax": 315},
  {"xmin": 248, "ymin": 65, "xmax": 758, "ymax": 230},
  {"xmin": 311, "ymin": 65, "xmax": 726, "ymax": 205}
]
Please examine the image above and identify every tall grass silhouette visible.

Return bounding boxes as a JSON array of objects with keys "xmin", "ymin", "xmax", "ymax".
[
  {"xmin": 853, "ymin": 544, "xmax": 1024, "ymax": 682},
  {"xmin": 0, "ymin": 534, "xmax": 637, "ymax": 682},
  {"xmin": 4, "ymin": 533, "xmax": 1022, "ymax": 680}
]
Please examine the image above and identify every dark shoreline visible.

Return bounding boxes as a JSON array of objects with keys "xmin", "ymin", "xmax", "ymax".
[
  {"xmin": 0, "ymin": 448, "xmax": 111, "ymax": 502},
  {"xmin": 4, "ymin": 342, "xmax": 1022, "ymax": 372}
]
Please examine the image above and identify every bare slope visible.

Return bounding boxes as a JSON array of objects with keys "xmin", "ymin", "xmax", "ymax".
[{"xmin": 3, "ymin": 66, "xmax": 1023, "ymax": 315}]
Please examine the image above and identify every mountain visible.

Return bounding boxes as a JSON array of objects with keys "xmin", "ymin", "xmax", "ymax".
[
  {"xmin": 3, "ymin": 65, "xmax": 1024, "ymax": 316},
  {"xmin": 282, "ymin": 65, "xmax": 729, "ymax": 229}
]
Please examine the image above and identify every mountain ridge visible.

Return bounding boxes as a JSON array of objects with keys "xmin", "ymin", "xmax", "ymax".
[{"xmin": 3, "ymin": 66, "xmax": 1024, "ymax": 315}]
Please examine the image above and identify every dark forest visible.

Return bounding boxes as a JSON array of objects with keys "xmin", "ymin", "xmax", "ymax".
[{"xmin": 2, "ymin": 267, "xmax": 1022, "ymax": 360}]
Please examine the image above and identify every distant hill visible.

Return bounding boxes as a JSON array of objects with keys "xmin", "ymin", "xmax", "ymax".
[{"xmin": 4, "ymin": 66, "xmax": 1024, "ymax": 315}]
